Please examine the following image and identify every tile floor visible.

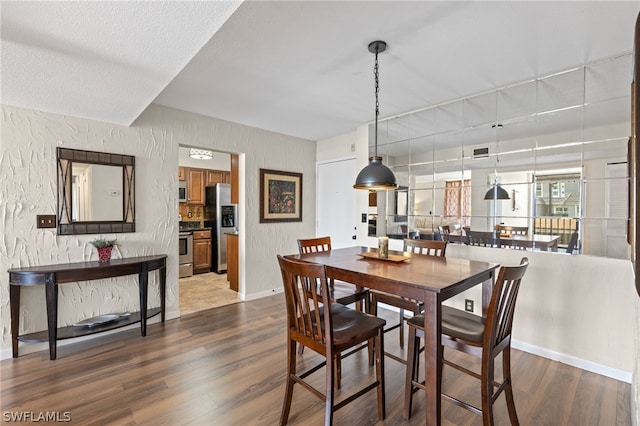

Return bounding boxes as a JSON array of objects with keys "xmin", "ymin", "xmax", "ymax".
[{"xmin": 179, "ymin": 272, "xmax": 240, "ymax": 315}]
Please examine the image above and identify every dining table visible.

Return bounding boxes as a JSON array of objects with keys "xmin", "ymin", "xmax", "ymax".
[{"xmin": 286, "ymin": 245, "xmax": 499, "ymax": 426}]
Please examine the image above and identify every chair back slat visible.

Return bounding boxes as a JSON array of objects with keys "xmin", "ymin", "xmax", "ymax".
[
  {"xmin": 278, "ymin": 256, "xmax": 332, "ymax": 346},
  {"xmin": 298, "ymin": 236, "xmax": 332, "ymax": 254},
  {"xmin": 403, "ymin": 239, "xmax": 447, "ymax": 257},
  {"xmin": 485, "ymin": 257, "xmax": 529, "ymax": 348}
]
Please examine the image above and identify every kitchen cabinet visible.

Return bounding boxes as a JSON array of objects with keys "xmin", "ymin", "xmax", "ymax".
[
  {"xmin": 178, "ymin": 166, "xmax": 230, "ymax": 205},
  {"xmin": 186, "ymin": 168, "xmax": 206, "ymax": 205},
  {"xmin": 193, "ymin": 230, "xmax": 212, "ymax": 273},
  {"xmin": 206, "ymin": 170, "xmax": 230, "ymax": 186}
]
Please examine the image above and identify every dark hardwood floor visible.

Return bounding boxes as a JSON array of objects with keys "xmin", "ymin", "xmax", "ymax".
[{"xmin": 1, "ymin": 294, "xmax": 631, "ymax": 425}]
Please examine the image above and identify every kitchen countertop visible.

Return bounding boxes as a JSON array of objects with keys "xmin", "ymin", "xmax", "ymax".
[{"xmin": 179, "ymin": 221, "xmax": 211, "ymax": 232}]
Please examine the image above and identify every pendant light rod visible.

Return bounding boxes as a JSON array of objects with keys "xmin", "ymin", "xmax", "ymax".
[{"xmin": 369, "ymin": 40, "xmax": 386, "ymax": 159}]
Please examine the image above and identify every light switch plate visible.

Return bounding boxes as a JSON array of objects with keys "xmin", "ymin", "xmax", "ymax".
[{"xmin": 37, "ymin": 215, "xmax": 56, "ymax": 228}]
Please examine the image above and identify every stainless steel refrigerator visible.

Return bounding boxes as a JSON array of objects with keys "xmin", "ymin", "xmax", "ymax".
[{"xmin": 204, "ymin": 184, "xmax": 237, "ymax": 274}]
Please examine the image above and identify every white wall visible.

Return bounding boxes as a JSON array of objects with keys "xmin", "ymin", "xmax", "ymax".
[{"xmin": 0, "ymin": 103, "xmax": 316, "ymax": 357}]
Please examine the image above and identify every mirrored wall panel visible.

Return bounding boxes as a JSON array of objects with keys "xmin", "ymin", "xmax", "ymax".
[{"xmin": 368, "ymin": 54, "xmax": 631, "ymax": 259}]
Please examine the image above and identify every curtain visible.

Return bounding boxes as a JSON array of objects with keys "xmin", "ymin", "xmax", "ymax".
[{"xmin": 444, "ymin": 180, "xmax": 471, "ymax": 226}]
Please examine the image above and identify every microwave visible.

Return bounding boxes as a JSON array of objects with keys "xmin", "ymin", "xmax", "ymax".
[{"xmin": 178, "ymin": 181, "xmax": 187, "ymax": 203}]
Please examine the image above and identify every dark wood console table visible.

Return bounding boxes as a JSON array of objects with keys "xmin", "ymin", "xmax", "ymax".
[{"xmin": 8, "ymin": 255, "xmax": 167, "ymax": 360}]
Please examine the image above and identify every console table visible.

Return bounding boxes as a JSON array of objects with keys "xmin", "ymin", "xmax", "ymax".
[{"xmin": 8, "ymin": 255, "xmax": 167, "ymax": 360}]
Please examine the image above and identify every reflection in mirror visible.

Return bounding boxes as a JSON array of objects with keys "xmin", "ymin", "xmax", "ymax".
[
  {"xmin": 370, "ymin": 53, "xmax": 631, "ymax": 259},
  {"xmin": 71, "ymin": 164, "xmax": 124, "ymax": 222},
  {"xmin": 58, "ymin": 148, "xmax": 135, "ymax": 235}
]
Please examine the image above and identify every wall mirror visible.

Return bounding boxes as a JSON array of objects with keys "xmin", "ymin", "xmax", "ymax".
[
  {"xmin": 368, "ymin": 53, "xmax": 631, "ymax": 259},
  {"xmin": 57, "ymin": 148, "xmax": 135, "ymax": 235}
]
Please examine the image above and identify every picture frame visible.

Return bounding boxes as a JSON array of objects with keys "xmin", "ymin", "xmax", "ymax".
[{"xmin": 260, "ymin": 168, "xmax": 303, "ymax": 223}]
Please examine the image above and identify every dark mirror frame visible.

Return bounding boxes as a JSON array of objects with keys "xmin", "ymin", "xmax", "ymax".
[{"xmin": 57, "ymin": 147, "xmax": 135, "ymax": 235}]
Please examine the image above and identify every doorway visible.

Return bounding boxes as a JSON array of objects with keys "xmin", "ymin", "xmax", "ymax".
[{"xmin": 178, "ymin": 146, "xmax": 241, "ymax": 314}]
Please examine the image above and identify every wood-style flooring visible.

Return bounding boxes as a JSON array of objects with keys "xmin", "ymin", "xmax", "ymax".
[{"xmin": 1, "ymin": 294, "xmax": 631, "ymax": 425}]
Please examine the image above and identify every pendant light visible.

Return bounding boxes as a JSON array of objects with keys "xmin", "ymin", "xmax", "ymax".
[
  {"xmin": 353, "ymin": 41, "xmax": 398, "ymax": 191},
  {"xmin": 483, "ymin": 184, "xmax": 510, "ymax": 200},
  {"xmin": 484, "ymin": 123, "xmax": 510, "ymax": 200}
]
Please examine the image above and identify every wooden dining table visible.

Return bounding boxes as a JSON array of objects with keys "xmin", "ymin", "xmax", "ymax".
[{"xmin": 287, "ymin": 245, "xmax": 499, "ymax": 426}]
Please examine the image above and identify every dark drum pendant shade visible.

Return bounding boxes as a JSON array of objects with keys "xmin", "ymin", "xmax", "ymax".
[
  {"xmin": 354, "ymin": 40, "xmax": 397, "ymax": 191},
  {"xmin": 484, "ymin": 184, "xmax": 510, "ymax": 200},
  {"xmin": 354, "ymin": 156, "xmax": 398, "ymax": 190}
]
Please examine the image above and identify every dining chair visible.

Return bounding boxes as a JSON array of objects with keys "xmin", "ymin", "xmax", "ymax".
[
  {"xmin": 297, "ymin": 237, "xmax": 371, "ymax": 385},
  {"xmin": 566, "ymin": 232, "xmax": 579, "ymax": 254},
  {"xmin": 404, "ymin": 257, "xmax": 529, "ymax": 425},
  {"xmin": 497, "ymin": 225, "xmax": 528, "ymax": 235},
  {"xmin": 466, "ymin": 230, "xmax": 498, "ymax": 247},
  {"xmin": 297, "ymin": 237, "xmax": 370, "ymax": 312},
  {"xmin": 370, "ymin": 239, "xmax": 446, "ymax": 363},
  {"xmin": 438, "ymin": 225, "xmax": 451, "ymax": 242},
  {"xmin": 277, "ymin": 255, "xmax": 386, "ymax": 426}
]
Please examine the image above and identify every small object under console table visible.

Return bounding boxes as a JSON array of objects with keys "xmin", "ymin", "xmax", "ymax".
[{"xmin": 8, "ymin": 255, "xmax": 167, "ymax": 360}]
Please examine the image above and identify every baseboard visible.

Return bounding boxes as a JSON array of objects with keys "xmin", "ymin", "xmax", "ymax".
[
  {"xmin": 511, "ymin": 339, "xmax": 632, "ymax": 383},
  {"xmin": 242, "ymin": 287, "xmax": 283, "ymax": 301}
]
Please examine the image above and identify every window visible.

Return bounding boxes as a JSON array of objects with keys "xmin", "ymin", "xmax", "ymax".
[
  {"xmin": 553, "ymin": 206, "xmax": 569, "ymax": 216},
  {"xmin": 551, "ymin": 182, "xmax": 566, "ymax": 198}
]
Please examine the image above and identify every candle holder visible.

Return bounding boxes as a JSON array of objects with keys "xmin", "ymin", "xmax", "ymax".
[{"xmin": 378, "ymin": 237, "xmax": 389, "ymax": 259}]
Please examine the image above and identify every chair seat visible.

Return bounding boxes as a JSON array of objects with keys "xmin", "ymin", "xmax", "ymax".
[
  {"xmin": 407, "ymin": 305, "xmax": 484, "ymax": 344},
  {"xmin": 309, "ymin": 304, "xmax": 385, "ymax": 352}
]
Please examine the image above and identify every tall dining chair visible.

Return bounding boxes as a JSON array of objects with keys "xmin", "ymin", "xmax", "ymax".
[
  {"xmin": 277, "ymin": 255, "xmax": 386, "ymax": 426},
  {"xmin": 297, "ymin": 237, "xmax": 371, "ymax": 386},
  {"xmin": 565, "ymin": 232, "xmax": 579, "ymax": 254},
  {"xmin": 438, "ymin": 225, "xmax": 451, "ymax": 242},
  {"xmin": 297, "ymin": 237, "xmax": 369, "ymax": 312},
  {"xmin": 370, "ymin": 239, "xmax": 447, "ymax": 363},
  {"xmin": 466, "ymin": 230, "xmax": 498, "ymax": 247},
  {"xmin": 404, "ymin": 257, "xmax": 529, "ymax": 425},
  {"xmin": 497, "ymin": 225, "xmax": 529, "ymax": 235}
]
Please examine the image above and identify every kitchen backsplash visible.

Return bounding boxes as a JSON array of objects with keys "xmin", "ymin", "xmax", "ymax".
[{"xmin": 179, "ymin": 204, "xmax": 203, "ymax": 226}]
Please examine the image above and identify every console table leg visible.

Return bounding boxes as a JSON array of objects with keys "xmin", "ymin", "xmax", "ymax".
[
  {"xmin": 160, "ymin": 266, "xmax": 166, "ymax": 322},
  {"xmin": 139, "ymin": 265, "xmax": 149, "ymax": 336},
  {"xmin": 10, "ymin": 285, "xmax": 21, "ymax": 358},
  {"xmin": 44, "ymin": 273, "xmax": 58, "ymax": 360}
]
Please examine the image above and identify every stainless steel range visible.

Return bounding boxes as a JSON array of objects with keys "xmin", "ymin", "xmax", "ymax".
[{"xmin": 178, "ymin": 231, "xmax": 193, "ymax": 278}]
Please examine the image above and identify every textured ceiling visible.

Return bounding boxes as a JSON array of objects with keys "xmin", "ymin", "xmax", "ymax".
[
  {"xmin": 1, "ymin": 1, "xmax": 242, "ymax": 125},
  {"xmin": 2, "ymin": 1, "xmax": 638, "ymax": 141}
]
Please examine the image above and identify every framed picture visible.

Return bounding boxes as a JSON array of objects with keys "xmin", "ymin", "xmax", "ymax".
[{"xmin": 260, "ymin": 169, "xmax": 303, "ymax": 223}]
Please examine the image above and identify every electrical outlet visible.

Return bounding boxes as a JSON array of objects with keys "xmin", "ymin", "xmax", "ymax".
[{"xmin": 465, "ymin": 299, "xmax": 474, "ymax": 312}]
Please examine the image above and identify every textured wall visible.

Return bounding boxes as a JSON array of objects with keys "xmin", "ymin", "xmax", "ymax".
[{"xmin": 0, "ymin": 104, "xmax": 316, "ymax": 357}]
